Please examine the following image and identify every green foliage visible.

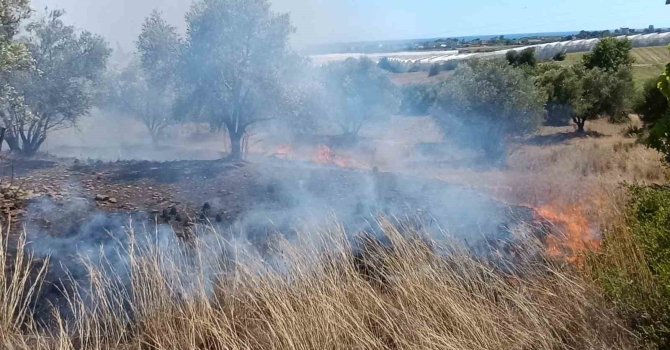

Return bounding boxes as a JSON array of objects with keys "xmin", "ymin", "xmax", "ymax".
[
  {"xmin": 536, "ymin": 64, "xmax": 585, "ymax": 126},
  {"xmin": 105, "ymin": 10, "xmax": 182, "ymax": 142},
  {"xmin": 321, "ymin": 58, "xmax": 399, "ymax": 137},
  {"xmin": 634, "ymin": 78, "xmax": 669, "ymax": 125},
  {"xmin": 629, "ymin": 186, "xmax": 670, "ymax": 292},
  {"xmin": 597, "ymin": 185, "xmax": 670, "ymax": 347},
  {"xmin": 505, "ymin": 48, "xmax": 537, "ymax": 68},
  {"xmin": 179, "ymin": 0, "xmax": 295, "ymax": 160},
  {"xmin": 428, "ymin": 61, "xmax": 458, "ymax": 77},
  {"xmin": 0, "ymin": 0, "xmax": 32, "ymax": 73},
  {"xmin": 657, "ymin": 47, "xmax": 670, "ymax": 100},
  {"xmin": 103, "ymin": 62, "xmax": 176, "ymax": 143},
  {"xmin": 581, "ymin": 66, "xmax": 634, "ymax": 123},
  {"xmin": 583, "ymin": 37, "xmax": 634, "ymax": 72},
  {"xmin": 433, "ymin": 59, "xmax": 545, "ymax": 159},
  {"xmin": 137, "ymin": 10, "xmax": 181, "ymax": 88},
  {"xmin": 537, "ymin": 63, "xmax": 633, "ymax": 131},
  {"xmin": 2, "ymin": 10, "xmax": 110, "ymax": 156},
  {"xmin": 399, "ymin": 84, "xmax": 436, "ymax": 116},
  {"xmin": 646, "ymin": 117, "xmax": 670, "ymax": 161},
  {"xmin": 648, "ymin": 46, "xmax": 670, "ymax": 161},
  {"xmin": 552, "ymin": 51, "xmax": 567, "ymax": 62},
  {"xmin": 377, "ymin": 57, "xmax": 403, "ymax": 73}
]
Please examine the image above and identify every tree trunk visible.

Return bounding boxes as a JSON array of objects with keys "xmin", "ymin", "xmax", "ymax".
[
  {"xmin": 229, "ymin": 131, "xmax": 243, "ymax": 161},
  {"xmin": 4, "ymin": 132, "xmax": 45, "ymax": 157},
  {"xmin": 5, "ymin": 134, "xmax": 20, "ymax": 153},
  {"xmin": 0, "ymin": 127, "xmax": 6, "ymax": 153},
  {"xmin": 573, "ymin": 117, "xmax": 586, "ymax": 133},
  {"xmin": 21, "ymin": 146, "xmax": 38, "ymax": 157}
]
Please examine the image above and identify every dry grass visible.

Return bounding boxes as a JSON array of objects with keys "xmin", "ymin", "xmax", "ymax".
[
  {"xmin": 427, "ymin": 118, "xmax": 665, "ymax": 219},
  {"xmin": 0, "ymin": 222, "xmax": 639, "ymax": 350},
  {"xmin": 2, "ymin": 116, "xmax": 664, "ymax": 349}
]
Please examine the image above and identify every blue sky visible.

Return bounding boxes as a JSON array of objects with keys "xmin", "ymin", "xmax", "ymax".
[{"xmin": 30, "ymin": 0, "xmax": 670, "ymax": 47}]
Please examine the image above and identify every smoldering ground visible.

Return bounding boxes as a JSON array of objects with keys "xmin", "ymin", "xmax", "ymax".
[{"xmin": 13, "ymin": 155, "xmax": 541, "ymax": 330}]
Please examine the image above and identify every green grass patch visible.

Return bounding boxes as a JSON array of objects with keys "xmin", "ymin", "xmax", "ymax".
[{"xmin": 589, "ymin": 185, "xmax": 670, "ymax": 348}]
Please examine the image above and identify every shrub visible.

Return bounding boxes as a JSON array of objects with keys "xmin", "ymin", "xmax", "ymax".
[
  {"xmin": 646, "ymin": 117, "xmax": 670, "ymax": 161},
  {"xmin": 552, "ymin": 51, "xmax": 567, "ymax": 62},
  {"xmin": 428, "ymin": 61, "xmax": 459, "ymax": 77},
  {"xmin": 506, "ymin": 48, "xmax": 537, "ymax": 68},
  {"xmin": 378, "ymin": 57, "xmax": 403, "ymax": 73},
  {"xmin": 634, "ymin": 78, "xmax": 669, "ymax": 125},
  {"xmin": 589, "ymin": 185, "xmax": 670, "ymax": 347}
]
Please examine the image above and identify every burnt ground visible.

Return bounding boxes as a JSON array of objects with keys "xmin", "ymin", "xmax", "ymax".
[
  {"xmin": 0, "ymin": 156, "xmax": 540, "ymax": 249},
  {"xmin": 1, "ymin": 155, "xmax": 549, "ymax": 326}
]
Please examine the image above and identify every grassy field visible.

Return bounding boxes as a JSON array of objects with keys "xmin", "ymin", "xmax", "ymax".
[
  {"xmin": 562, "ymin": 45, "xmax": 670, "ymax": 88},
  {"xmin": 1, "ymin": 116, "xmax": 667, "ymax": 349}
]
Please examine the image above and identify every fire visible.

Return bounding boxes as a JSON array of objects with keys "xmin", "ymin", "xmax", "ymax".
[
  {"xmin": 536, "ymin": 204, "xmax": 601, "ymax": 265},
  {"xmin": 313, "ymin": 145, "xmax": 353, "ymax": 168},
  {"xmin": 273, "ymin": 145, "xmax": 294, "ymax": 159}
]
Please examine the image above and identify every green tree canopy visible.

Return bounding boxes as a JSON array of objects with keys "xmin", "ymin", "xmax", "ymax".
[
  {"xmin": 2, "ymin": 10, "xmax": 110, "ymax": 156},
  {"xmin": 433, "ymin": 59, "xmax": 545, "ymax": 159},
  {"xmin": 634, "ymin": 78, "xmax": 668, "ymax": 125},
  {"xmin": 103, "ymin": 10, "xmax": 182, "ymax": 143},
  {"xmin": 506, "ymin": 48, "xmax": 537, "ymax": 68},
  {"xmin": 0, "ymin": 0, "xmax": 32, "ymax": 73},
  {"xmin": 179, "ymin": 0, "xmax": 295, "ymax": 160},
  {"xmin": 321, "ymin": 57, "xmax": 399, "ymax": 137},
  {"xmin": 537, "ymin": 64, "xmax": 633, "ymax": 132},
  {"xmin": 583, "ymin": 37, "xmax": 634, "ymax": 72},
  {"xmin": 137, "ymin": 10, "xmax": 181, "ymax": 87}
]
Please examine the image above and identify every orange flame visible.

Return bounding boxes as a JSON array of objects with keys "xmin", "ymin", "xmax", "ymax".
[
  {"xmin": 313, "ymin": 145, "xmax": 353, "ymax": 168},
  {"xmin": 536, "ymin": 204, "xmax": 601, "ymax": 265}
]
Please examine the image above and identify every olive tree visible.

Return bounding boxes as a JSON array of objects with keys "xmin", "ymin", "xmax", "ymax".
[
  {"xmin": 538, "ymin": 45, "xmax": 633, "ymax": 133},
  {"xmin": 0, "ymin": 0, "xmax": 32, "ymax": 149},
  {"xmin": 321, "ymin": 57, "xmax": 399, "ymax": 138},
  {"xmin": 179, "ymin": 0, "xmax": 295, "ymax": 160},
  {"xmin": 433, "ymin": 59, "xmax": 545, "ymax": 159},
  {"xmin": 583, "ymin": 37, "xmax": 634, "ymax": 72},
  {"xmin": 104, "ymin": 11, "xmax": 180, "ymax": 143},
  {"xmin": 535, "ymin": 64, "xmax": 585, "ymax": 126},
  {"xmin": 2, "ymin": 10, "xmax": 110, "ymax": 156},
  {"xmin": 103, "ymin": 62, "xmax": 176, "ymax": 143}
]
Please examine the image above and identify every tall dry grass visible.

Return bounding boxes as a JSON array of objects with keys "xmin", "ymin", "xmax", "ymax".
[{"xmin": 0, "ymin": 221, "xmax": 639, "ymax": 350}]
